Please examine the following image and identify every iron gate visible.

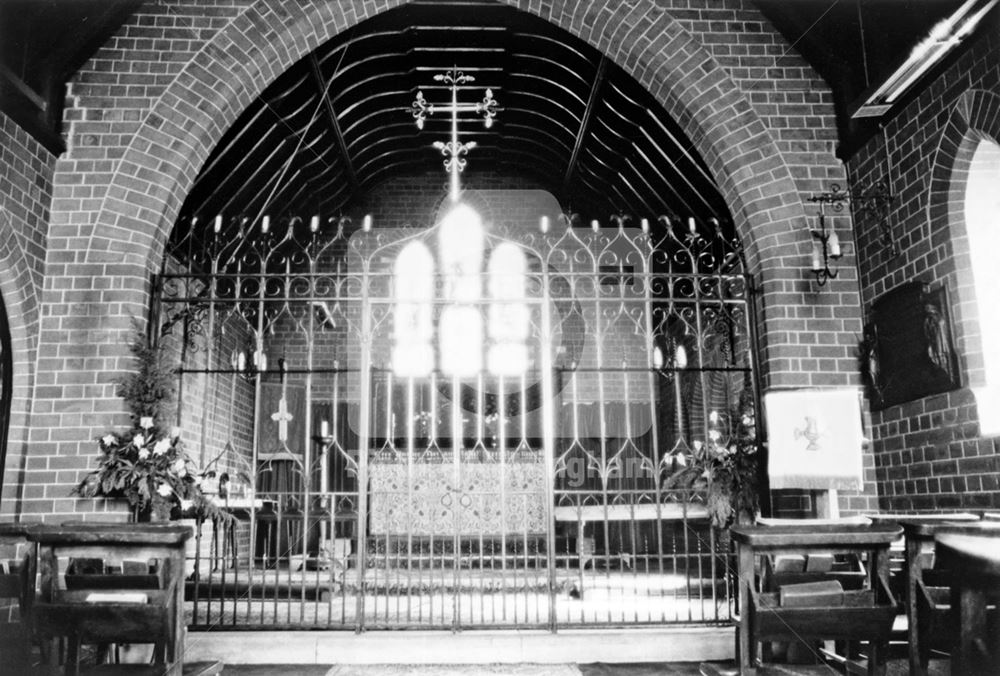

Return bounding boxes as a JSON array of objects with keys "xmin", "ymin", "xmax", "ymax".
[{"xmin": 158, "ymin": 201, "xmax": 757, "ymax": 630}]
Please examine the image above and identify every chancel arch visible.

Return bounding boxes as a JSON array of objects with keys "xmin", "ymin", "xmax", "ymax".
[{"xmin": 27, "ymin": 0, "xmax": 864, "ymax": 628}]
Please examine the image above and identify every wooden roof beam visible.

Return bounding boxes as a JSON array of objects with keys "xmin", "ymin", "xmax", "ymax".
[
  {"xmin": 309, "ymin": 54, "xmax": 359, "ymax": 192},
  {"xmin": 562, "ymin": 56, "xmax": 608, "ymax": 196}
]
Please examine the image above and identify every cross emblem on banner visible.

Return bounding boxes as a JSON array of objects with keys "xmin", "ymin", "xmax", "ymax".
[{"xmin": 271, "ymin": 397, "xmax": 294, "ymax": 443}]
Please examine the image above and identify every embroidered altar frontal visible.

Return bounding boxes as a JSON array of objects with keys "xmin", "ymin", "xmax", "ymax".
[{"xmin": 369, "ymin": 462, "xmax": 547, "ymax": 535}]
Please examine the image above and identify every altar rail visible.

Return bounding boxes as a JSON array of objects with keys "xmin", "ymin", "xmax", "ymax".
[{"xmin": 184, "ymin": 489, "xmax": 733, "ymax": 630}]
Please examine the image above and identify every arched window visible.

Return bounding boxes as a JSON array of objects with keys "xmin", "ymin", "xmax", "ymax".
[
  {"xmin": 487, "ymin": 242, "xmax": 528, "ymax": 377},
  {"xmin": 965, "ymin": 137, "xmax": 1000, "ymax": 428},
  {"xmin": 392, "ymin": 204, "xmax": 528, "ymax": 379},
  {"xmin": 392, "ymin": 241, "xmax": 434, "ymax": 378}
]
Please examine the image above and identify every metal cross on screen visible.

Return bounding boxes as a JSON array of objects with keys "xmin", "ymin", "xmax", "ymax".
[{"xmin": 411, "ymin": 69, "xmax": 498, "ymax": 202}]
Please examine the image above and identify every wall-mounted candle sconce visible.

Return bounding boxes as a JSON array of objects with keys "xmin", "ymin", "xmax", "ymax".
[
  {"xmin": 807, "ymin": 179, "xmax": 895, "ymax": 286},
  {"xmin": 809, "ymin": 212, "xmax": 842, "ymax": 286}
]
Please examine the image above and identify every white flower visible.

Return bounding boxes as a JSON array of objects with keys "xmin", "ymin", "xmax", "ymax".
[
  {"xmin": 156, "ymin": 483, "xmax": 173, "ymax": 497},
  {"xmin": 101, "ymin": 434, "xmax": 117, "ymax": 447},
  {"xmin": 153, "ymin": 438, "xmax": 172, "ymax": 456},
  {"xmin": 170, "ymin": 426, "xmax": 181, "ymax": 440},
  {"xmin": 140, "ymin": 416, "xmax": 154, "ymax": 430},
  {"xmin": 133, "ymin": 433, "xmax": 145, "ymax": 448},
  {"xmin": 137, "ymin": 448, "xmax": 150, "ymax": 461},
  {"xmin": 180, "ymin": 499, "xmax": 194, "ymax": 511},
  {"xmin": 171, "ymin": 458, "xmax": 187, "ymax": 477}
]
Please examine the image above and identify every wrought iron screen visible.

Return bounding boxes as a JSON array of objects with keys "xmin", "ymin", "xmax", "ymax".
[{"xmin": 158, "ymin": 207, "xmax": 757, "ymax": 631}]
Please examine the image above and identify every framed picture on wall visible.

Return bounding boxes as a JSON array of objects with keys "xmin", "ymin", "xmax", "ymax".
[{"xmin": 863, "ymin": 281, "xmax": 961, "ymax": 410}]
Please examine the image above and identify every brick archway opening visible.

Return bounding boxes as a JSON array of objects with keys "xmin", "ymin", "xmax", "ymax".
[{"xmin": 32, "ymin": 0, "xmax": 859, "ymax": 522}]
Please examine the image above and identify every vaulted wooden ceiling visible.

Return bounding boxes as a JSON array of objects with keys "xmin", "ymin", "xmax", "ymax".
[
  {"xmin": 177, "ymin": 1, "xmax": 730, "ymax": 230},
  {"xmin": 2, "ymin": 0, "xmax": 988, "ymax": 234}
]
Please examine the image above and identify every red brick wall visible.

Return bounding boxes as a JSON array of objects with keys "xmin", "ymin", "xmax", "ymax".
[
  {"xmin": 849, "ymin": 23, "xmax": 1000, "ymax": 511},
  {"xmin": 3, "ymin": 0, "xmax": 881, "ymax": 520},
  {"xmin": 0, "ymin": 111, "xmax": 52, "ymax": 517}
]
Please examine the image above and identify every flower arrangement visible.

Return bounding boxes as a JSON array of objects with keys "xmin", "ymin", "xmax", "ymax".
[
  {"xmin": 666, "ymin": 401, "xmax": 760, "ymax": 529},
  {"xmin": 74, "ymin": 323, "xmax": 227, "ymax": 523},
  {"xmin": 78, "ymin": 417, "xmax": 217, "ymax": 521}
]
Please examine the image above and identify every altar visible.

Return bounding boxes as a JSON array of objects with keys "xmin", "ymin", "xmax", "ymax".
[{"xmin": 368, "ymin": 461, "xmax": 547, "ymax": 536}]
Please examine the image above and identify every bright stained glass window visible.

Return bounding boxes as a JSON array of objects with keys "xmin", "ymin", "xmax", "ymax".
[
  {"xmin": 392, "ymin": 241, "xmax": 434, "ymax": 377},
  {"xmin": 488, "ymin": 242, "xmax": 528, "ymax": 376},
  {"xmin": 392, "ymin": 204, "xmax": 528, "ymax": 379}
]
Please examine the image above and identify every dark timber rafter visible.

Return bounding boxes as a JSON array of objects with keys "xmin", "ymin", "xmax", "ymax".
[
  {"xmin": 308, "ymin": 54, "xmax": 359, "ymax": 192},
  {"xmin": 563, "ymin": 56, "xmax": 608, "ymax": 195}
]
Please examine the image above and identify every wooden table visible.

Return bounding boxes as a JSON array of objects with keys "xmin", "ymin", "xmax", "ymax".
[
  {"xmin": 730, "ymin": 524, "xmax": 901, "ymax": 676},
  {"xmin": 29, "ymin": 523, "xmax": 192, "ymax": 676},
  {"xmin": 934, "ymin": 530, "xmax": 1000, "ymax": 676}
]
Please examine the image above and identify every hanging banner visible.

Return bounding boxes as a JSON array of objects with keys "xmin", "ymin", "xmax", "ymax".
[{"xmin": 765, "ymin": 388, "xmax": 864, "ymax": 491}]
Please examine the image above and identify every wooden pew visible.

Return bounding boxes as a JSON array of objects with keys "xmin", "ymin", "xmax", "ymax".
[
  {"xmin": 28, "ymin": 523, "xmax": 222, "ymax": 676},
  {"xmin": 0, "ymin": 523, "xmax": 36, "ymax": 672},
  {"xmin": 730, "ymin": 523, "xmax": 900, "ymax": 676},
  {"xmin": 887, "ymin": 517, "xmax": 994, "ymax": 675},
  {"xmin": 863, "ymin": 512, "xmax": 980, "ymax": 675},
  {"xmin": 934, "ymin": 529, "xmax": 1000, "ymax": 676}
]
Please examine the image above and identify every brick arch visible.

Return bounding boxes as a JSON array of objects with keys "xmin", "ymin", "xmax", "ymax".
[
  {"xmin": 927, "ymin": 89, "xmax": 1000, "ymax": 391},
  {"xmin": 0, "ymin": 209, "xmax": 39, "ymax": 517},
  {"xmin": 67, "ymin": 0, "xmax": 817, "ymax": 387}
]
